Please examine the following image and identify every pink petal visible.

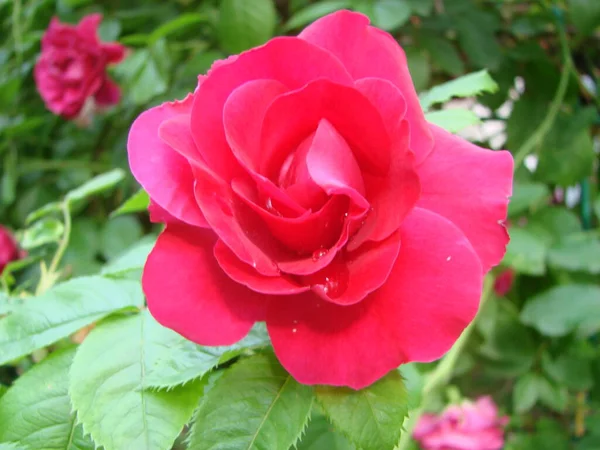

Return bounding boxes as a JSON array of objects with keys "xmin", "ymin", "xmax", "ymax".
[
  {"xmin": 191, "ymin": 37, "xmax": 353, "ymax": 180},
  {"xmin": 354, "ymin": 78, "xmax": 407, "ymax": 136},
  {"xmin": 267, "ymin": 207, "xmax": 482, "ymax": 389},
  {"xmin": 76, "ymin": 13, "xmax": 102, "ymax": 41},
  {"xmin": 94, "ymin": 77, "xmax": 121, "ymax": 106},
  {"xmin": 144, "ymin": 225, "xmax": 267, "ymax": 345},
  {"xmin": 260, "ymin": 79, "xmax": 390, "ymax": 179},
  {"xmin": 299, "ymin": 10, "xmax": 433, "ymax": 163},
  {"xmin": 416, "ymin": 125, "xmax": 514, "ymax": 272},
  {"xmin": 224, "ymin": 79, "xmax": 288, "ymax": 171},
  {"xmin": 214, "ymin": 239, "xmax": 309, "ymax": 295},
  {"xmin": 348, "ymin": 121, "xmax": 420, "ymax": 250},
  {"xmin": 128, "ymin": 94, "xmax": 208, "ymax": 228},
  {"xmin": 102, "ymin": 42, "xmax": 126, "ymax": 64}
]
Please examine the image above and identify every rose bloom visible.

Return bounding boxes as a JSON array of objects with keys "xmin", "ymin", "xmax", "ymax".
[
  {"xmin": 34, "ymin": 14, "xmax": 125, "ymax": 123},
  {"xmin": 128, "ymin": 11, "xmax": 513, "ymax": 389},
  {"xmin": 0, "ymin": 226, "xmax": 23, "ymax": 274},
  {"xmin": 493, "ymin": 268, "xmax": 514, "ymax": 296},
  {"xmin": 414, "ymin": 396, "xmax": 509, "ymax": 450}
]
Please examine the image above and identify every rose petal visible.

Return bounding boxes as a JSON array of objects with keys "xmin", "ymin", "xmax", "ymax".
[
  {"xmin": 191, "ymin": 37, "xmax": 354, "ymax": 180},
  {"xmin": 144, "ymin": 225, "xmax": 267, "ymax": 346},
  {"xmin": 354, "ymin": 78, "xmax": 407, "ymax": 136},
  {"xmin": 416, "ymin": 125, "xmax": 514, "ymax": 272},
  {"xmin": 128, "ymin": 94, "xmax": 208, "ymax": 227},
  {"xmin": 102, "ymin": 42, "xmax": 126, "ymax": 64},
  {"xmin": 267, "ymin": 207, "xmax": 482, "ymax": 389},
  {"xmin": 260, "ymin": 79, "xmax": 391, "ymax": 178},
  {"xmin": 75, "ymin": 13, "xmax": 102, "ymax": 42},
  {"xmin": 299, "ymin": 10, "xmax": 433, "ymax": 163},
  {"xmin": 214, "ymin": 239, "xmax": 309, "ymax": 295},
  {"xmin": 94, "ymin": 77, "xmax": 121, "ymax": 106}
]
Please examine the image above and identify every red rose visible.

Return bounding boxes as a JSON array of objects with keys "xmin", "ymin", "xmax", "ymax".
[
  {"xmin": 0, "ymin": 226, "xmax": 23, "ymax": 274},
  {"xmin": 128, "ymin": 11, "xmax": 513, "ymax": 389},
  {"xmin": 414, "ymin": 396, "xmax": 509, "ymax": 450},
  {"xmin": 34, "ymin": 14, "xmax": 125, "ymax": 122}
]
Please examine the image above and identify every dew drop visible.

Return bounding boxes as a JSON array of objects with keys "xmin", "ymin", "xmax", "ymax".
[
  {"xmin": 292, "ymin": 328, "xmax": 297, "ymax": 333},
  {"xmin": 293, "ymin": 320, "xmax": 298, "ymax": 324},
  {"xmin": 265, "ymin": 197, "xmax": 282, "ymax": 217},
  {"xmin": 446, "ymin": 256, "xmax": 452, "ymax": 262},
  {"xmin": 312, "ymin": 247, "xmax": 329, "ymax": 261}
]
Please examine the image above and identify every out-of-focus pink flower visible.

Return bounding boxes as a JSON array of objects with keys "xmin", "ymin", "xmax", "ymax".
[
  {"xmin": 414, "ymin": 396, "xmax": 509, "ymax": 450},
  {"xmin": 34, "ymin": 14, "xmax": 126, "ymax": 124},
  {"xmin": 0, "ymin": 226, "xmax": 23, "ymax": 273},
  {"xmin": 493, "ymin": 269, "xmax": 514, "ymax": 296}
]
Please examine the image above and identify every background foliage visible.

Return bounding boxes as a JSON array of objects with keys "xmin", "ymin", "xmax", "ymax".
[{"xmin": 0, "ymin": 0, "xmax": 599, "ymax": 449}]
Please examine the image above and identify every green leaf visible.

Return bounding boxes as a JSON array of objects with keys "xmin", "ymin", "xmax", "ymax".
[
  {"xmin": 520, "ymin": 284, "xmax": 600, "ymax": 337},
  {"xmin": 425, "ymin": 109, "xmax": 480, "ymax": 132},
  {"xmin": 594, "ymin": 197, "xmax": 600, "ymax": 221},
  {"xmin": 568, "ymin": 0, "xmax": 600, "ymax": 36},
  {"xmin": 535, "ymin": 108, "xmax": 596, "ymax": 186},
  {"xmin": 454, "ymin": 12, "xmax": 502, "ymax": 70},
  {"xmin": 284, "ymin": 0, "xmax": 351, "ymax": 31},
  {"xmin": 406, "ymin": 0, "xmax": 433, "ymax": 16},
  {"xmin": 146, "ymin": 323, "xmax": 271, "ymax": 388},
  {"xmin": 19, "ymin": 218, "xmax": 64, "ymax": 250},
  {"xmin": 218, "ymin": 0, "xmax": 277, "ymax": 54},
  {"xmin": 148, "ymin": 13, "xmax": 208, "ymax": 44},
  {"xmin": 548, "ymin": 235, "xmax": 600, "ymax": 274},
  {"xmin": 188, "ymin": 352, "xmax": 314, "ymax": 450},
  {"xmin": 0, "ymin": 276, "xmax": 143, "ymax": 365},
  {"xmin": 513, "ymin": 373, "xmax": 540, "ymax": 413},
  {"xmin": 316, "ymin": 371, "xmax": 408, "ymax": 450},
  {"xmin": 537, "ymin": 377, "xmax": 568, "ymax": 413},
  {"xmin": 508, "ymin": 182, "xmax": 551, "ymax": 218},
  {"xmin": 405, "ymin": 49, "xmax": 430, "ymax": 92},
  {"xmin": 70, "ymin": 311, "xmax": 204, "ymax": 450},
  {"xmin": 110, "ymin": 189, "xmax": 150, "ymax": 218},
  {"xmin": 353, "ymin": 0, "xmax": 412, "ymax": 31},
  {"xmin": 528, "ymin": 208, "xmax": 582, "ymax": 240},
  {"xmin": 398, "ymin": 363, "xmax": 424, "ymax": 409},
  {"xmin": 420, "ymin": 34, "xmax": 464, "ymax": 75},
  {"xmin": 0, "ymin": 347, "xmax": 94, "ymax": 450},
  {"xmin": 25, "ymin": 201, "xmax": 61, "ymax": 225},
  {"xmin": 65, "ymin": 169, "xmax": 125, "ymax": 206},
  {"xmin": 542, "ymin": 349, "xmax": 593, "ymax": 391},
  {"xmin": 503, "ymin": 226, "xmax": 549, "ymax": 275},
  {"xmin": 296, "ymin": 412, "xmax": 355, "ymax": 450},
  {"xmin": 420, "ymin": 70, "xmax": 498, "ymax": 111},
  {"xmin": 101, "ymin": 236, "xmax": 156, "ymax": 277},
  {"xmin": 100, "ymin": 216, "xmax": 143, "ymax": 261}
]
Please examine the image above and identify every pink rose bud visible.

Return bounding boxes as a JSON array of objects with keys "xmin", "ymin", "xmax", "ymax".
[
  {"xmin": 34, "ymin": 14, "xmax": 126, "ymax": 123},
  {"xmin": 127, "ymin": 10, "xmax": 514, "ymax": 389},
  {"xmin": 493, "ymin": 269, "xmax": 514, "ymax": 296},
  {"xmin": 414, "ymin": 396, "xmax": 509, "ymax": 450},
  {"xmin": 0, "ymin": 226, "xmax": 23, "ymax": 274}
]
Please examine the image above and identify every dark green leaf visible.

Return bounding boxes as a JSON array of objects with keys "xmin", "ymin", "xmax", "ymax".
[
  {"xmin": 101, "ymin": 236, "xmax": 156, "ymax": 276},
  {"xmin": 420, "ymin": 34, "xmax": 464, "ymax": 75},
  {"xmin": 100, "ymin": 216, "xmax": 143, "ymax": 261},
  {"xmin": 568, "ymin": 0, "xmax": 600, "ymax": 36},
  {"xmin": 148, "ymin": 13, "xmax": 208, "ymax": 44},
  {"xmin": 146, "ymin": 323, "xmax": 270, "ymax": 388},
  {"xmin": 542, "ymin": 348, "xmax": 594, "ymax": 390},
  {"xmin": 537, "ymin": 377, "xmax": 568, "ymax": 412},
  {"xmin": 296, "ymin": 412, "xmax": 355, "ymax": 450},
  {"xmin": 218, "ymin": 0, "xmax": 277, "ymax": 54},
  {"xmin": 354, "ymin": 0, "xmax": 412, "ymax": 31},
  {"xmin": 0, "ymin": 347, "xmax": 94, "ymax": 450},
  {"xmin": 188, "ymin": 352, "xmax": 314, "ymax": 450},
  {"xmin": 405, "ymin": 49, "xmax": 430, "ymax": 92},
  {"xmin": 520, "ymin": 284, "xmax": 600, "ymax": 337},
  {"xmin": 70, "ymin": 311, "xmax": 204, "ymax": 450},
  {"xmin": 513, "ymin": 373, "xmax": 540, "ymax": 413},
  {"xmin": 316, "ymin": 371, "xmax": 408, "ymax": 450},
  {"xmin": 0, "ymin": 276, "xmax": 143, "ymax": 365},
  {"xmin": 284, "ymin": 1, "xmax": 351, "ymax": 31},
  {"xmin": 455, "ymin": 13, "xmax": 502, "ymax": 70},
  {"xmin": 406, "ymin": 0, "xmax": 433, "ymax": 16},
  {"xmin": 508, "ymin": 182, "xmax": 550, "ymax": 218}
]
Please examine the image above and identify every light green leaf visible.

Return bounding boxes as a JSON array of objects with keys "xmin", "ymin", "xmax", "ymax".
[
  {"xmin": 0, "ymin": 443, "xmax": 24, "ymax": 450},
  {"xmin": 503, "ymin": 227, "xmax": 549, "ymax": 275},
  {"xmin": 110, "ymin": 189, "xmax": 150, "ymax": 218},
  {"xmin": 548, "ymin": 235, "xmax": 600, "ymax": 274},
  {"xmin": 284, "ymin": 0, "xmax": 351, "ymax": 31},
  {"xmin": 316, "ymin": 371, "xmax": 408, "ymax": 450},
  {"xmin": 398, "ymin": 363, "xmax": 424, "ymax": 409},
  {"xmin": 101, "ymin": 236, "xmax": 156, "ymax": 277},
  {"xmin": 425, "ymin": 109, "xmax": 480, "ymax": 132},
  {"xmin": 100, "ymin": 216, "xmax": 143, "ymax": 261},
  {"xmin": 508, "ymin": 182, "xmax": 551, "ymax": 218},
  {"xmin": 0, "ymin": 293, "xmax": 22, "ymax": 316},
  {"xmin": 0, "ymin": 347, "xmax": 94, "ymax": 450},
  {"xmin": 65, "ymin": 169, "xmax": 125, "ymax": 206},
  {"xmin": 420, "ymin": 70, "xmax": 498, "ymax": 111},
  {"xmin": 146, "ymin": 323, "xmax": 271, "ymax": 388},
  {"xmin": 70, "ymin": 311, "xmax": 204, "ymax": 450},
  {"xmin": 188, "ymin": 352, "xmax": 314, "ymax": 450},
  {"xmin": 148, "ymin": 13, "xmax": 208, "ymax": 44},
  {"xmin": 513, "ymin": 373, "xmax": 540, "ymax": 414},
  {"xmin": 353, "ymin": 0, "xmax": 411, "ymax": 31},
  {"xmin": 218, "ymin": 0, "xmax": 277, "ymax": 54},
  {"xmin": 520, "ymin": 284, "xmax": 600, "ymax": 337},
  {"xmin": 541, "ymin": 348, "xmax": 593, "ymax": 391},
  {"xmin": 19, "ymin": 218, "xmax": 64, "ymax": 250},
  {"xmin": 25, "ymin": 201, "xmax": 61, "ymax": 225},
  {"xmin": 0, "ymin": 276, "xmax": 143, "ymax": 365}
]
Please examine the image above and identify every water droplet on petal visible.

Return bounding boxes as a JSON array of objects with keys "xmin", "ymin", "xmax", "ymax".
[
  {"xmin": 446, "ymin": 256, "xmax": 452, "ymax": 262},
  {"xmin": 292, "ymin": 328, "xmax": 297, "ymax": 333},
  {"xmin": 312, "ymin": 247, "xmax": 329, "ymax": 261}
]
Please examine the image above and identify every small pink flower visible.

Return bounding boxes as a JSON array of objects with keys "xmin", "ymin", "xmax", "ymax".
[
  {"xmin": 414, "ymin": 396, "xmax": 509, "ymax": 450},
  {"xmin": 0, "ymin": 226, "xmax": 24, "ymax": 274},
  {"xmin": 493, "ymin": 269, "xmax": 514, "ymax": 296},
  {"xmin": 34, "ymin": 14, "xmax": 126, "ymax": 123}
]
